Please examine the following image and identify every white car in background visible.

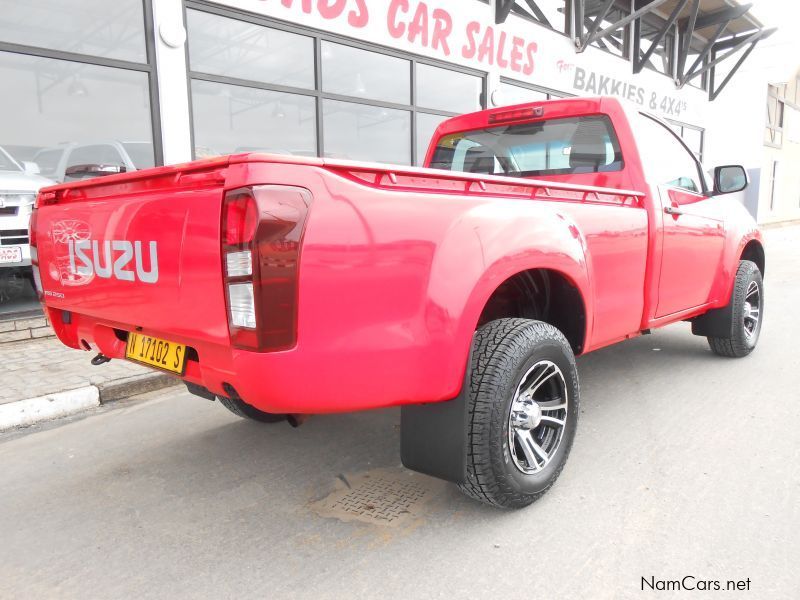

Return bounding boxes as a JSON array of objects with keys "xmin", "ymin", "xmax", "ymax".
[
  {"xmin": 32, "ymin": 141, "xmax": 154, "ymax": 182},
  {"xmin": 0, "ymin": 146, "xmax": 52, "ymax": 300}
]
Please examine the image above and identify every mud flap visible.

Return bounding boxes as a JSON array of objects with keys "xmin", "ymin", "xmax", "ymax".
[
  {"xmin": 691, "ymin": 302, "xmax": 734, "ymax": 338},
  {"xmin": 400, "ymin": 340, "xmax": 474, "ymax": 484}
]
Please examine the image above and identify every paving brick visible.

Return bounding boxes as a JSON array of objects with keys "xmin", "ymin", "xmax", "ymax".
[
  {"xmin": 0, "ymin": 330, "xmax": 31, "ymax": 343},
  {"xmin": 31, "ymin": 327, "xmax": 55, "ymax": 339},
  {"xmin": 0, "ymin": 321, "xmax": 16, "ymax": 333},
  {"xmin": 15, "ymin": 317, "xmax": 47, "ymax": 330}
]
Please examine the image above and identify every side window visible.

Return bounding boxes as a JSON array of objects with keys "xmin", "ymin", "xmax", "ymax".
[{"xmin": 635, "ymin": 114, "xmax": 703, "ymax": 193}]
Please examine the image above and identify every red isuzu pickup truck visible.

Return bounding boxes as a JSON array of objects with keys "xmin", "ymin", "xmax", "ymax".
[{"xmin": 31, "ymin": 97, "xmax": 764, "ymax": 508}]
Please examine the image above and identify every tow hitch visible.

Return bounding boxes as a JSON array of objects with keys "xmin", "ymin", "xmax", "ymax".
[{"xmin": 90, "ymin": 353, "xmax": 111, "ymax": 366}]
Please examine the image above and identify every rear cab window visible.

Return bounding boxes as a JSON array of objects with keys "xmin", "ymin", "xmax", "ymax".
[{"xmin": 429, "ymin": 115, "xmax": 623, "ymax": 178}]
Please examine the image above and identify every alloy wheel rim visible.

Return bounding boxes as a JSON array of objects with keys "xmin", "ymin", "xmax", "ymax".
[
  {"xmin": 743, "ymin": 280, "xmax": 761, "ymax": 340},
  {"xmin": 507, "ymin": 360, "xmax": 569, "ymax": 475}
]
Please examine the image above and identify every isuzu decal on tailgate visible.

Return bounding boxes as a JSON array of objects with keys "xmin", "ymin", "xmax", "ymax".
[{"xmin": 67, "ymin": 239, "xmax": 159, "ymax": 283}]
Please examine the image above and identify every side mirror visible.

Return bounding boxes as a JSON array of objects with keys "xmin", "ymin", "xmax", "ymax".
[
  {"xmin": 64, "ymin": 163, "xmax": 127, "ymax": 179},
  {"xmin": 22, "ymin": 161, "xmax": 40, "ymax": 175},
  {"xmin": 713, "ymin": 165, "xmax": 748, "ymax": 195}
]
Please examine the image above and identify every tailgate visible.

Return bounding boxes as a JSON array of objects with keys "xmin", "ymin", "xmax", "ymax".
[{"xmin": 34, "ymin": 160, "xmax": 230, "ymax": 345}]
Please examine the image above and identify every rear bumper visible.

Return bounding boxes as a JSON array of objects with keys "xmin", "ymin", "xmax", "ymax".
[{"xmin": 45, "ymin": 307, "xmax": 467, "ymax": 415}]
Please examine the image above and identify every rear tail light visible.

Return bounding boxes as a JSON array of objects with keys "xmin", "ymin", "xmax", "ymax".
[
  {"xmin": 223, "ymin": 191, "xmax": 258, "ymax": 246},
  {"xmin": 221, "ymin": 185, "xmax": 312, "ymax": 351},
  {"xmin": 228, "ymin": 282, "xmax": 256, "ymax": 328},
  {"xmin": 225, "ymin": 251, "xmax": 253, "ymax": 277}
]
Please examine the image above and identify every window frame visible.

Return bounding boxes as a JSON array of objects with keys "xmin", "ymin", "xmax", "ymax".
[
  {"xmin": 765, "ymin": 83, "xmax": 786, "ymax": 149},
  {"xmin": 0, "ymin": 0, "xmax": 163, "ymax": 167},
  {"xmin": 184, "ymin": 0, "xmax": 487, "ymax": 166},
  {"xmin": 665, "ymin": 118, "xmax": 705, "ymax": 162},
  {"xmin": 638, "ymin": 112, "xmax": 708, "ymax": 195}
]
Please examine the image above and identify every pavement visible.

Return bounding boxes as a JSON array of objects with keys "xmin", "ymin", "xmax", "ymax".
[
  {"xmin": 0, "ymin": 224, "xmax": 798, "ymax": 599},
  {"xmin": 0, "ymin": 336, "xmax": 178, "ymax": 429}
]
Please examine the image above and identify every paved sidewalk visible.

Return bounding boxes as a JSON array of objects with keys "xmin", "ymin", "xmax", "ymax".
[
  {"xmin": 0, "ymin": 337, "xmax": 166, "ymax": 405},
  {"xmin": 0, "ymin": 336, "xmax": 179, "ymax": 429}
]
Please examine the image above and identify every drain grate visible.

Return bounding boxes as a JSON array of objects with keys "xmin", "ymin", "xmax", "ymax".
[
  {"xmin": 311, "ymin": 467, "xmax": 443, "ymax": 526},
  {"xmin": 332, "ymin": 475, "xmax": 427, "ymax": 523}
]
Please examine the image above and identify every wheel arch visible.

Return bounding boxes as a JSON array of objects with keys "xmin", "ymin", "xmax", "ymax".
[
  {"xmin": 740, "ymin": 238, "xmax": 765, "ymax": 277},
  {"xmin": 474, "ymin": 268, "xmax": 588, "ymax": 355}
]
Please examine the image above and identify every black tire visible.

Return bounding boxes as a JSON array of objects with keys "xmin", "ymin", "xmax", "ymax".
[
  {"xmin": 708, "ymin": 260, "xmax": 763, "ymax": 358},
  {"xmin": 217, "ymin": 395, "xmax": 286, "ymax": 423},
  {"xmin": 458, "ymin": 318, "xmax": 580, "ymax": 509}
]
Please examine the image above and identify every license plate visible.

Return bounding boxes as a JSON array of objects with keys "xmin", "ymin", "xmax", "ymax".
[
  {"xmin": 125, "ymin": 332, "xmax": 187, "ymax": 375},
  {"xmin": 0, "ymin": 246, "xmax": 22, "ymax": 264}
]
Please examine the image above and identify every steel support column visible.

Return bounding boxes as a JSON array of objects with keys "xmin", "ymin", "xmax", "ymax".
[
  {"xmin": 683, "ymin": 27, "xmax": 775, "ymax": 87},
  {"xmin": 574, "ymin": 0, "xmax": 670, "ymax": 53},
  {"xmin": 707, "ymin": 27, "xmax": 776, "ymax": 100},
  {"xmin": 633, "ymin": 0, "xmax": 689, "ymax": 74},
  {"xmin": 496, "ymin": 0, "xmax": 553, "ymax": 26}
]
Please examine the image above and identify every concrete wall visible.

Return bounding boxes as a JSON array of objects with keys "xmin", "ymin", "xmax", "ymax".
[
  {"xmin": 703, "ymin": 43, "xmax": 800, "ymax": 224},
  {"xmin": 757, "ymin": 71, "xmax": 800, "ymax": 224}
]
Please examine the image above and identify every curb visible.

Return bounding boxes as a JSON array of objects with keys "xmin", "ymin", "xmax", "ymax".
[
  {"xmin": 0, "ymin": 373, "xmax": 180, "ymax": 432},
  {"xmin": 96, "ymin": 373, "xmax": 178, "ymax": 404}
]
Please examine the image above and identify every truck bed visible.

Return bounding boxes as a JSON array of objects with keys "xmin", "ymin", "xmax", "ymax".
[{"xmin": 33, "ymin": 152, "xmax": 646, "ymax": 413}]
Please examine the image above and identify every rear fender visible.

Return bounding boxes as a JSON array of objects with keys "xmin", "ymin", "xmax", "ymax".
[
  {"xmin": 426, "ymin": 201, "xmax": 592, "ymax": 387},
  {"xmin": 403, "ymin": 208, "xmax": 590, "ymax": 482}
]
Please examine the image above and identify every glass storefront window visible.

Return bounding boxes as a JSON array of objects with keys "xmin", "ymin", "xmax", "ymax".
[
  {"xmin": 417, "ymin": 64, "xmax": 482, "ymax": 113},
  {"xmin": 186, "ymin": 10, "xmax": 314, "ymax": 90},
  {"xmin": 322, "ymin": 41, "xmax": 410, "ymax": 104},
  {"xmin": 0, "ymin": 51, "xmax": 154, "ymax": 176},
  {"xmin": 0, "ymin": 1, "xmax": 158, "ymax": 317},
  {"xmin": 416, "ymin": 113, "xmax": 449, "ymax": 166},
  {"xmin": 0, "ymin": 0, "xmax": 146, "ymax": 63},
  {"xmin": 186, "ymin": 6, "xmax": 485, "ymax": 165},
  {"xmin": 190, "ymin": 80, "xmax": 316, "ymax": 157},
  {"xmin": 323, "ymin": 100, "xmax": 410, "ymax": 164}
]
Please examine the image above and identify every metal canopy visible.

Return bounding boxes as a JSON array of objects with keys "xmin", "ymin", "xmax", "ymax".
[{"xmin": 495, "ymin": 0, "xmax": 772, "ymax": 101}]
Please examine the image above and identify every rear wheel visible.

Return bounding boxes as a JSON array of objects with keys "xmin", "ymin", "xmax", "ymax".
[
  {"xmin": 458, "ymin": 318, "xmax": 580, "ymax": 509},
  {"xmin": 708, "ymin": 260, "xmax": 763, "ymax": 358},
  {"xmin": 217, "ymin": 395, "xmax": 286, "ymax": 423}
]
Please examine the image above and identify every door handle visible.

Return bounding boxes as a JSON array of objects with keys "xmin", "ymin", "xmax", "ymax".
[{"xmin": 664, "ymin": 205, "xmax": 683, "ymax": 216}]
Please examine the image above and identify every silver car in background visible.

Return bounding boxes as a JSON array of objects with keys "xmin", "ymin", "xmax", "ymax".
[{"xmin": 0, "ymin": 146, "xmax": 52, "ymax": 300}]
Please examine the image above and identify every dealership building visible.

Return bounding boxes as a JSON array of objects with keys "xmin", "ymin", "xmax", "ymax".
[{"xmin": 0, "ymin": 0, "xmax": 795, "ymax": 321}]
